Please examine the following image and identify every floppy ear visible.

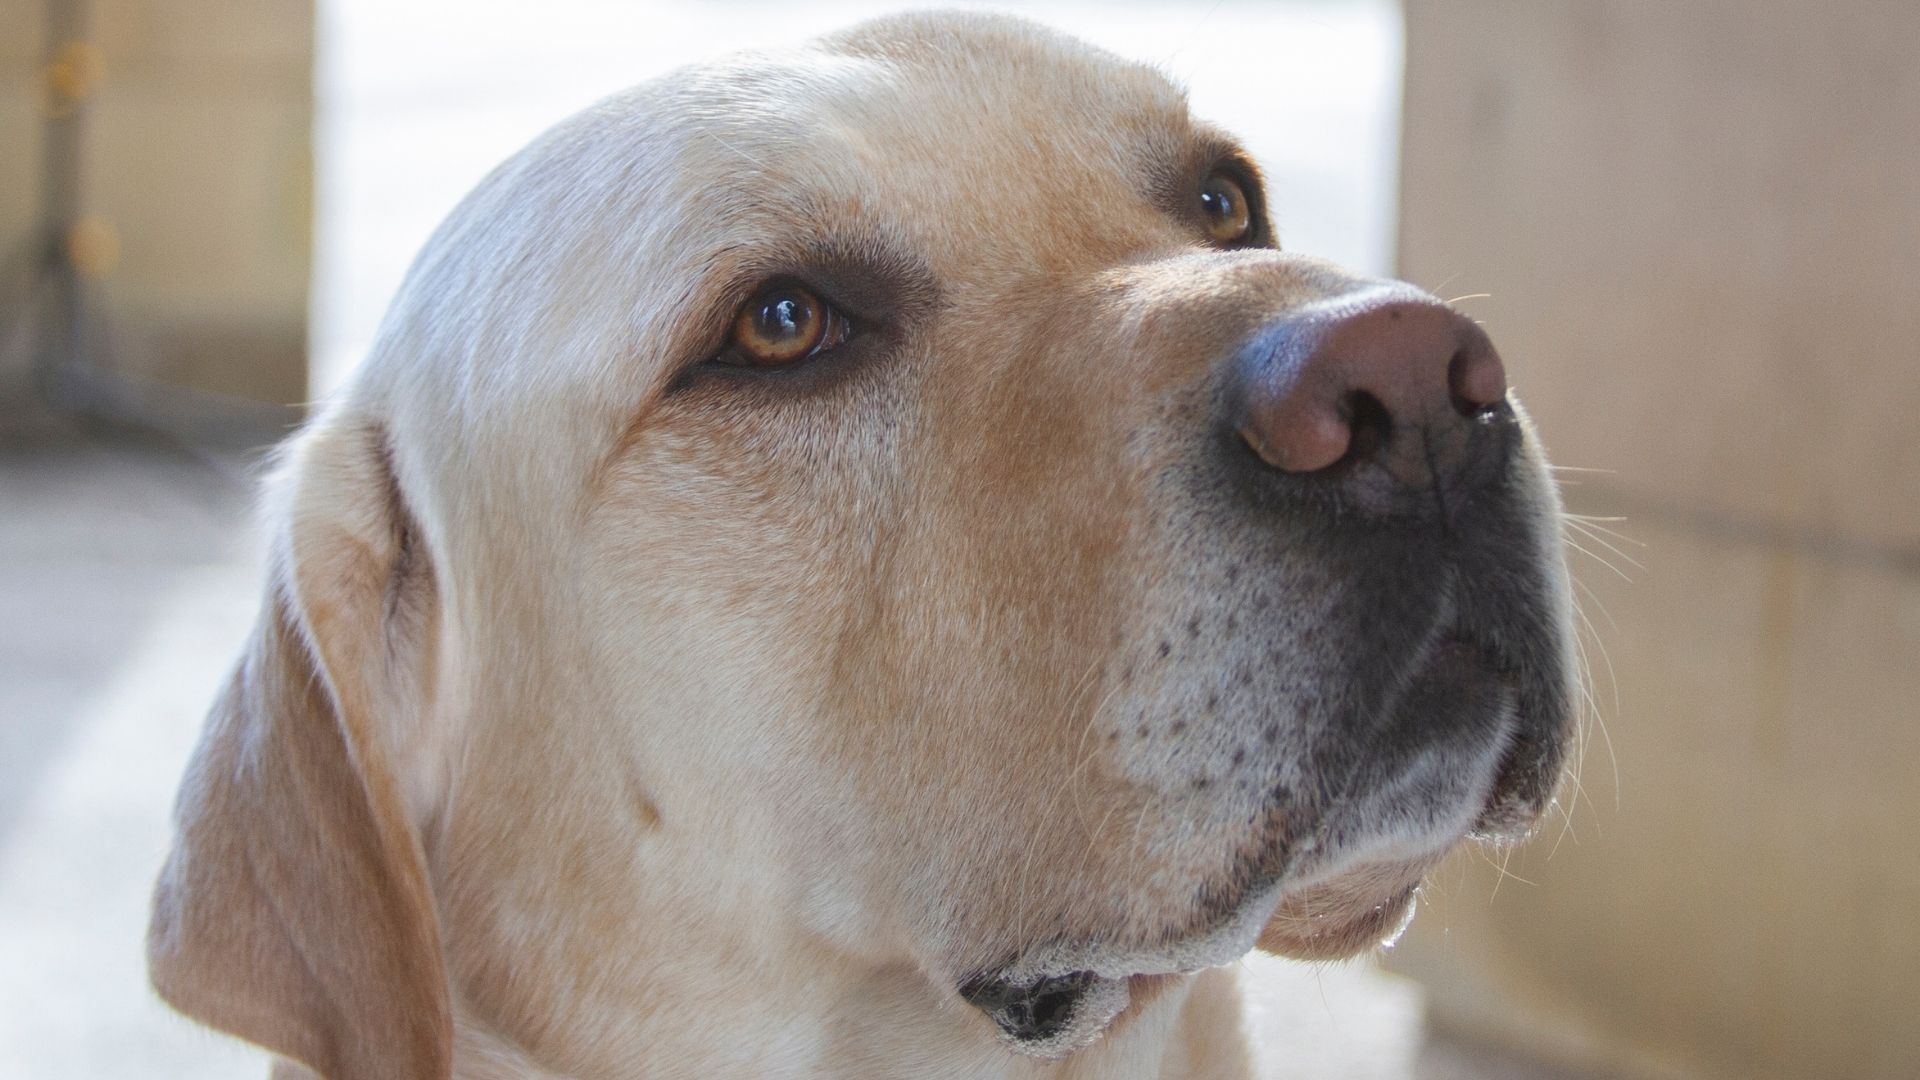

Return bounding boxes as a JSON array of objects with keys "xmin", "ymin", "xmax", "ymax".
[{"xmin": 147, "ymin": 418, "xmax": 452, "ymax": 1080}]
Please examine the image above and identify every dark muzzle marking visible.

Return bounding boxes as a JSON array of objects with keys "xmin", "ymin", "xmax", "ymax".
[{"xmin": 959, "ymin": 970, "xmax": 1097, "ymax": 1043}]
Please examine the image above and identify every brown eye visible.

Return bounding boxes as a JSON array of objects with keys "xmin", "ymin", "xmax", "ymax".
[
  {"xmin": 729, "ymin": 283, "xmax": 850, "ymax": 367},
  {"xmin": 1199, "ymin": 172, "xmax": 1253, "ymax": 244}
]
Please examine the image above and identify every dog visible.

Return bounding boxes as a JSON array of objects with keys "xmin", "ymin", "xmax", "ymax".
[{"xmin": 148, "ymin": 11, "xmax": 1577, "ymax": 1078}]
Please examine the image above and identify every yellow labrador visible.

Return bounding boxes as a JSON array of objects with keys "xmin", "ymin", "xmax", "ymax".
[{"xmin": 148, "ymin": 12, "xmax": 1576, "ymax": 1079}]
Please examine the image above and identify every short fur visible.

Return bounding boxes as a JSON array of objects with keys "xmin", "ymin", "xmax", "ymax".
[{"xmin": 149, "ymin": 12, "xmax": 1575, "ymax": 1079}]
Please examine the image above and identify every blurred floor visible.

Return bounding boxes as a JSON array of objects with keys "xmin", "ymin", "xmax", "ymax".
[{"xmin": 0, "ymin": 430, "xmax": 268, "ymax": 1078}]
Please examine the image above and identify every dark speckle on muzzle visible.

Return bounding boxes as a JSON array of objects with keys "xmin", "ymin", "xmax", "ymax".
[{"xmin": 959, "ymin": 970, "xmax": 1096, "ymax": 1043}]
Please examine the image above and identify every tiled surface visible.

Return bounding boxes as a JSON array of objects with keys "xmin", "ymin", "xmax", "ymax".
[{"xmin": 0, "ymin": 435, "xmax": 269, "ymax": 1079}]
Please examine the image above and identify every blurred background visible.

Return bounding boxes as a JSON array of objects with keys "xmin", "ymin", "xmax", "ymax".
[{"xmin": 0, "ymin": 1, "xmax": 1913, "ymax": 1077}]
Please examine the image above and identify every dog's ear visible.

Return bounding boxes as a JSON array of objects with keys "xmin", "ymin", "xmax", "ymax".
[{"xmin": 147, "ymin": 417, "xmax": 452, "ymax": 1080}]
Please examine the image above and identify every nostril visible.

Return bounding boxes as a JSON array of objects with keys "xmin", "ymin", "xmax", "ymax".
[
  {"xmin": 1446, "ymin": 342, "xmax": 1508, "ymax": 417},
  {"xmin": 1343, "ymin": 390, "xmax": 1391, "ymax": 466}
]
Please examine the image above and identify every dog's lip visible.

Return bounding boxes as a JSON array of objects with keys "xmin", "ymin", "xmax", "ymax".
[
  {"xmin": 964, "ymin": 860, "xmax": 1422, "ymax": 991},
  {"xmin": 1405, "ymin": 628, "xmax": 1553, "ymax": 831},
  {"xmin": 960, "ymin": 868, "xmax": 1424, "ymax": 1053},
  {"xmin": 1253, "ymin": 876, "xmax": 1423, "ymax": 961},
  {"xmin": 1432, "ymin": 631, "xmax": 1508, "ymax": 680},
  {"xmin": 1427, "ymin": 631, "xmax": 1568, "ymax": 841},
  {"xmin": 968, "ymin": 874, "xmax": 1288, "ymax": 987},
  {"xmin": 958, "ymin": 877, "xmax": 1288, "ymax": 1055}
]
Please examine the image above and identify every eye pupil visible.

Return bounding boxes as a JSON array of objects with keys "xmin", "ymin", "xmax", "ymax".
[{"xmin": 763, "ymin": 295, "xmax": 801, "ymax": 336}]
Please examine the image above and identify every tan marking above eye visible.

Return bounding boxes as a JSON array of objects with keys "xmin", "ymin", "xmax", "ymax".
[
  {"xmin": 729, "ymin": 283, "xmax": 850, "ymax": 367},
  {"xmin": 1199, "ymin": 172, "xmax": 1253, "ymax": 244}
]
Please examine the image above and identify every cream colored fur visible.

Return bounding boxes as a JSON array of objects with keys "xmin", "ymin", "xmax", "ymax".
[{"xmin": 148, "ymin": 12, "xmax": 1573, "ymax": 1079}]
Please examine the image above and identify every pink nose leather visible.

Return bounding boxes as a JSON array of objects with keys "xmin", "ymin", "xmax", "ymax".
[{"xmin": 1238, "ymin": 293, "xmax": 1508, "ymax": 477}]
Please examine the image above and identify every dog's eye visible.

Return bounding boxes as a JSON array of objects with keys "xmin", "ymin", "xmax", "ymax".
[
  {"xmin": 726, "ymin": 282, "xmax": 851, "ymax": 367},
  {"xmin": 1199, "ymin": 172, "xmax": 1254, "ymax": 245}
]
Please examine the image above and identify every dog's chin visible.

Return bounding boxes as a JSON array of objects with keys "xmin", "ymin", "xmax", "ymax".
[
  {"xmin": 1253, "ymin": 864, "xmax": 1427, "ymax": 961},
  {"xmin": 960, "ymin": 763, "xmax": 1502, "ymax": 1058},
  {"xmin": 959, "ymin": 875, "xmax": 1289, "ymax": 1060},
  {"xmin": 958, "ymin": 860, "xmax": 1433, "ymax": 1060}
]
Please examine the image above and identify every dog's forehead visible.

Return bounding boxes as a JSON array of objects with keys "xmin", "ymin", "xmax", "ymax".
[
  {"xmin": 815, "ymin": 11, "xmax": 1193, "ymax": 154},
  {"xmin": 660, "ymin": 15, "xmax": 1198, "ymax": 252}
]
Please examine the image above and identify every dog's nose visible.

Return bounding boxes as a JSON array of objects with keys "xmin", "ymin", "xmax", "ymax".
[{"xmin": 1232, "ymin": 286, "xmax": 1508, "ymax": 488}]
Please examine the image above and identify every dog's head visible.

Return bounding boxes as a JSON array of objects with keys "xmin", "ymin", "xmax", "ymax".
[{"xmin": 150, "ymin": 12, "xmax": 1576, "ymax": 1075}]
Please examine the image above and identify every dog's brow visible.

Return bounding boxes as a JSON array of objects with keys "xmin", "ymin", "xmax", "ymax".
[
  {"xmin": 1191, "ymin": 129, "xmax": 1261, "ymax": 184},
  {"xmin": 1145, "ymin": 127, "xmax": 1269, "ymax": 232},
  {"xmin": 706, "ymin": 227, "xmax": 937, "ymax": 330}
]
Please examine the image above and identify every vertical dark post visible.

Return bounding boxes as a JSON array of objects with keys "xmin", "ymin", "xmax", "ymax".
[{"xmin": 25, "ymin": 0, "xmax": 110, "ymax": 409}]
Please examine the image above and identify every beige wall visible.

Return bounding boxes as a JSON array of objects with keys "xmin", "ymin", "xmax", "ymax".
[
  {"xmin": 1390, "ymin": 3, "xmax": 1920, "ymax": 1079},
  {"xmin": 1, "ymin": 0, "xmax": 313, "ymax": 409},
  {"xmin": 1, "ymin": 3, "xmax": 48, "ymax": 298}
]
